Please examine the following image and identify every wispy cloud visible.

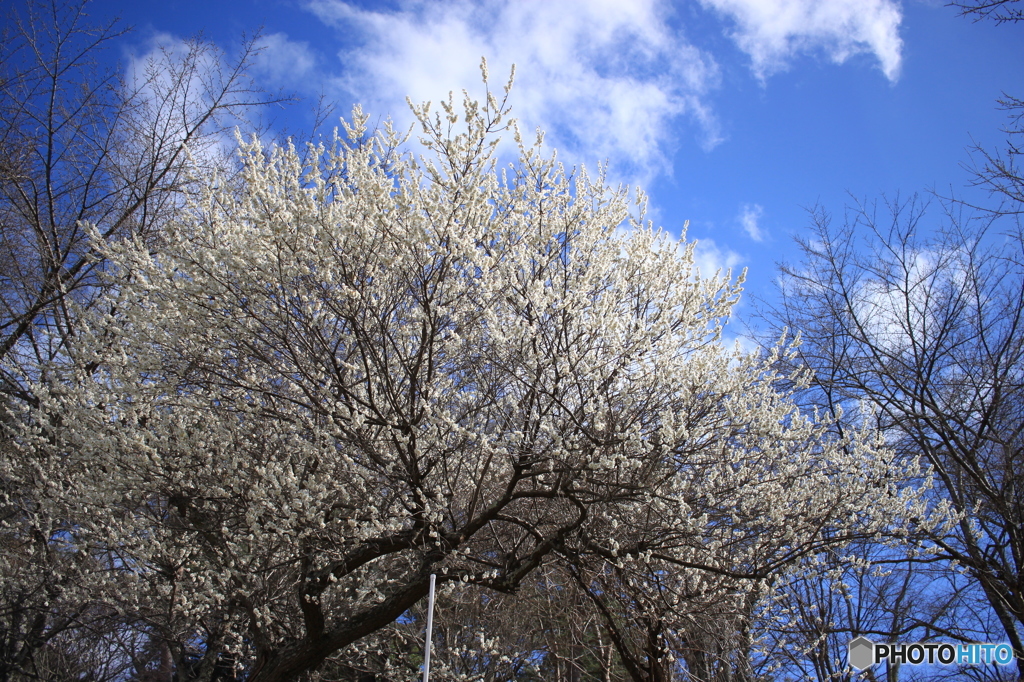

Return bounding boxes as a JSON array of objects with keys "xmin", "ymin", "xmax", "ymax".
[
  {"xmin": 699, "ymin": 0, "xmax": 904, "ymax": 81},
  {"xmin": 252, "ymin": 33, "xmax": 317, "ymax": 88},
  {"xmin": 693, "ymin": 237, "xmax": 744, "ymax": 279},
  {"xmin": 739, "ymin": 203, "xmax": 765, "ymax": 241},
  {"xmin": 122, "ymin": 33, "xmax": 256, "ymax": 163},
  {"xmin": 297, "ymin": 0, "xmax": 904, "ymax": 186},
  {"xmin": 305, "ymin": 0, "xmax": 721, "ymax": 185}
]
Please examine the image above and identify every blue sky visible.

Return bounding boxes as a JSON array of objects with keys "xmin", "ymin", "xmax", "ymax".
[{"xmin": 91, "ymin": 0, "xmax": 1024, "ymax": 317}]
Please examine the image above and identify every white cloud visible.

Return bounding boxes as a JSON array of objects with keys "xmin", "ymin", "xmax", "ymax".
[
  {"xmin": 252, "ymin": 33, "xmax": 317, "ymax": 88},
  {"xmin": 739, "ymin": 203, "xmax": 765, "ymax": 241},
  {"xmin": 851, "ymin": 249, "xmax": 942, "ymax": 352},
  {"xmin": 699, "ymin": 0, "xmax": 903, "ymax": 81},
  {"xmin": 294, "ymin": 0, "xmax": 905, "ymax": 187},
  {"xmin": 122, "ymin": 33, "xmax": 251, "ymax": 165},
  {"xmin": 305, "ymin": 0, "xmax": 722, "ymax": 184},
  {"xmin": 692, "ymin": 237, "xmax": 743, "ymax": 279}
]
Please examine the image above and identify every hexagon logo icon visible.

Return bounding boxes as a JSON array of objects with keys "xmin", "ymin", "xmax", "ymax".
[{"xmin": 849, "ymin": 636, "xmax": 875, "ymax": 670}]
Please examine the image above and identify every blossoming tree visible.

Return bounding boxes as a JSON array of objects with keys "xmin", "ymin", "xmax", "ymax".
[{"xmin": 4, "ymin": 70, "xmax": 938, "ymax": 681}]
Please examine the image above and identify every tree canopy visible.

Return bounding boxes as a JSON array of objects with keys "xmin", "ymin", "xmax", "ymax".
[{"xmin": 1, "ymin": 64, "xmax": 938, "ymax": 681}]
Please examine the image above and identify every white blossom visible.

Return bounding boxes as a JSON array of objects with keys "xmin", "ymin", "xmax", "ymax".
[{"xmin": 2, "ymin": 72, "xmax": 942, "ymax": 680}]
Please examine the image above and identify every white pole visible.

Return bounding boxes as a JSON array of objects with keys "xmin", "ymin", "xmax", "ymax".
[{"xmin": 422, "ymin": 573, "xmax": 436, "ymax": 682}]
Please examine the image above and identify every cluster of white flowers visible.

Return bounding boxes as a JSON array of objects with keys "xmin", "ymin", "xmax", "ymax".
[{"xmin": 1, "ymin": 69, "xmax": 945, "ymax": 680}]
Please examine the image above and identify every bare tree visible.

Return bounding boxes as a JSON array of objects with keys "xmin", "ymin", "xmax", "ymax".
[
  {"xmin": 764, "ymin": 195, "xmax": 1024, "ymax": 678},
  {"xmin": 949, "ymin": 0, "xmax": 1024, "ymax": 24},
  {"xmin": 0, "ymin": 0, "xmax": 273, "ymax": 401},
  {"xmin": 0, "ymin": 2, "xmax": 279, "ymax": 678},
  {"xmin": 964, "ymin": 93, "xmax": 1024, "ymax": 214},
  {"xmin": 756, "ymin": 540, "xmax": 983, "ymax": 682},
  {"xmin": 952, "ymin": 0, "xmax": 1024, "ymax": 214}
]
